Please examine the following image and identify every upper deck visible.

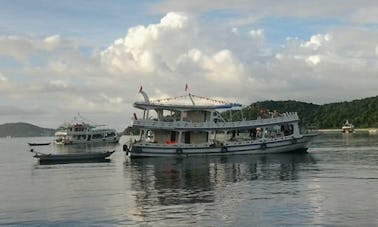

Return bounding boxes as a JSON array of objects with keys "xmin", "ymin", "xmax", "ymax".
[{"xmin": 132, "ymin": 112, "xmax": 300, "ymax": 131}]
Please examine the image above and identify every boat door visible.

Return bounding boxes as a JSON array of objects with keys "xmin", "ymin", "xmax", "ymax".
[{"xmin": 170, "ymin": 131, "xmax": 176, "ymax": 142}]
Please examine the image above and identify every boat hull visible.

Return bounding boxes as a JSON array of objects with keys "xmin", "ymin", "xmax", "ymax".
[{"xmin": 128, "ymin": 134, "xmax": 317, "ymax": 158}]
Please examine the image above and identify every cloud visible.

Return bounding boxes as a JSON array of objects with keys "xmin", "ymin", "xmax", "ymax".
[
  {"xmin": 0, "ymin": 35, "xmax": 77, "ymax": 61},
  {"xmin": 99, "ymin": 11, "xmax": 378, "ymax": 105},
  {"xmin": 0, "ymin": 71, "xmax": 7, "ymax": 81},
  {"xmin": 149, "ymin": 1, "xmax": 378, "ymax": 24},
  {"xmin": 100, "ymin": 12, "xmax": 196, "ymax": 75},
  {"xmin": 1, "ymin": 11, "xmax": 378, "ymax": 129},
  {"xmin": 101, "ymin": 13, "xmax": 251, "ymax": 82}
]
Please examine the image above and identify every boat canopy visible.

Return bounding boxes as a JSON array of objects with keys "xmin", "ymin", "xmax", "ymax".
[{"xmin": 134, "ymin": 92, "xmax": 243, "ymax": 111}]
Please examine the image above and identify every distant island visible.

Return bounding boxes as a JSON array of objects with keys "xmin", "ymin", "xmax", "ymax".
[{"xmin": 0, "ymin": 122, "xmax": 55, "ymax": 138}]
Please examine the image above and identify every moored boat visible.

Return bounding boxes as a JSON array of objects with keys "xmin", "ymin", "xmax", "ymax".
[
  {"xmin": 31, "ymin": 149, "xmax": 115, "ymax": 164},
  {"xmin": 123, "ymin": 88, "xmax": 318, "ymax": 158},
  {"xmin": 342, "ymin": 120, "xmax": 354, "ymax": 133},
  {"xmin": 28, "ymin": 142, "xmax": 51, "ymax": 146},
  {"xmin": 54, "ymin": 114, "xmax": 119, "ymax": 145}
]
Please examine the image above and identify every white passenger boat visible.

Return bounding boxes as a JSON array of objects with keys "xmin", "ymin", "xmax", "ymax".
[
  {"xmin": 342, "ymin": 120, "xmax": 354, "ymax": 133},
  {"xmin": 54, "ymin": 114, "xmax": 119, "ymax": 145},
  {"xmin": 123, "ymin": 88, "xmax": 317, "ymax": 158}
]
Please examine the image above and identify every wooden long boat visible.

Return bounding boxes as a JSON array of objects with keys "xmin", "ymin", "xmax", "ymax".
[
  {"xmin": 28, "ymin": 142, "xmax": 51, "ymax": 146},
  {"xmin": 31, "ymin": 150, "xmax": 115, "ymax": 164}
]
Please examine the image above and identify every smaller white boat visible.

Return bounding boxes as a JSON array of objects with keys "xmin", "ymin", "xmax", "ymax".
[
  {"xmin": 368, "ymin": 129, "xmax": 378, "ymax": 135},
  {"xmin": 342, "ymin": 120, "xmax": 354, "ymax": 133},
  {"xmin": 31, "ymin": 149, "xmax": 115, "ymax": 164},
  {"xmin": 54, "ymin": 114, "xmax": 119, "ymax": 145}
]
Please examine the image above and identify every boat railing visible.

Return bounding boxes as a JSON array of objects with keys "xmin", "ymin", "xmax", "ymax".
[
  {"xmin": 133, "ymin": 112, "xmax": 299, "ymax": 130},
  {"xmin": 136, "ymin": 134, "xmax": 300, "ymax": 148},
  {"xmin": 137, "ymin": 142, "xmax": 210, "ymax": 148}
]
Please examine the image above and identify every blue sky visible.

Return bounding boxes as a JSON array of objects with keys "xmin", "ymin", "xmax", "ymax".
[
  {"xmin": 0, "ymin": 0, "xmax": 377, "ymax": 129},
  {"xmin": 1, "ymin": 0, "xmax": 157, "ymax": 46}
]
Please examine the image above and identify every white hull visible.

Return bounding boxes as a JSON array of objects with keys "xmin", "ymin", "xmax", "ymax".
[{"xmin": 127, "ymin": 134, "xmax": 316, "ymax": 158}]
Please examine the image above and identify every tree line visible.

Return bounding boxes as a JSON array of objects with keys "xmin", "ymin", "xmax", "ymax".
[{"xmin": 222, "ymin": 95, "xmax": 378, "ymax": 129}]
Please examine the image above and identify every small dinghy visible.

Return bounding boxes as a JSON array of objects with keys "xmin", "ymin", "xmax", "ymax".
[
  {"xmin": 28, "ymin": 142, "xmax": 51, "ymax": 146},
  {"xmin": 30, "ymin": 149, "xmax": 115, "ymax": 164}
]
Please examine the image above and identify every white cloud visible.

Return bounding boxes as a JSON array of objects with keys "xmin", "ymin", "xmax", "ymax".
[
  {"xmin": 100, "ymin": 93, "xmax": 124, "ymax": 105},
  {"xmin": 1, "ymin": 11, "xmax": 378, "ymax": 129},
  {"xmin": 249, "ymin": 29, "xmax": 264, "ymax": 38},
  {"xmin": 49, "ymin": 80, "xmax": 69, "ymax": 88},
  {"xmin": 43, "ymin": 35, "xmax": 62, "ymax": 50},
  {"xmin": 306, "ymin": 55, "xmax": 321, "ymax": 65},
  {"xmin": 149, "ymin": 1, "xmax": 378, "ymax": 25},
  {"xmin": 302, "ymin": 34, "xmax": 332, "ymax": 50},
  {"xmin": 0, "ymin": 35, "xmax": 77, "ymax": 61},
  {"xmin": 0, "ymin": 72, "xmax": 7, "ymax": 82}
]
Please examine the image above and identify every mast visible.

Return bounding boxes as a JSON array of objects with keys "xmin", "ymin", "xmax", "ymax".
[
  {"xmin": 139, "ymin": 86, "xmax": 150, "ymax": 104},
  {"xmin": 188, "ymin": 93, "xmax": 196, "ymax": 106}
]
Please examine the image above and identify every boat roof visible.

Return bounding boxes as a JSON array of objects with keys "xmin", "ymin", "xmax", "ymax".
[
  {"xmin": 57, "ymin": 114, "xmax": 112, "ymax": 129},
  {"xmin": 134, "ymin": 93, "xmax": 243, "ymax": 111}
]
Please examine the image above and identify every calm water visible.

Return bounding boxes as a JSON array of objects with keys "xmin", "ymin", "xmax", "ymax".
[{"xmin": 0, "ymin": 133, "xmax": 377, "ymax": 226}]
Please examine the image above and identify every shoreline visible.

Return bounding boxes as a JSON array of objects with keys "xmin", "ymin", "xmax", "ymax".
[{"xmin": 313, "ymin": 128, "xmax": 378, "ymax": 134}]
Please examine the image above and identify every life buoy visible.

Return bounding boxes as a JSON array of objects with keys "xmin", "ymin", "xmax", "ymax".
[
  {"xmin": 221, "ymin": 146, "xmax": 228, "ymax": 153},
  {"xmin": 261, "ymin": 143, "xmax": 267, "ymax": 150},
  {"xmin": 176, "ymin": 148, "xmax": 183, "ymax": 154}
]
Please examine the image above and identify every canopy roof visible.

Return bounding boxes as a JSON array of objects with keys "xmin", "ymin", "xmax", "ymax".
[{"xmin": 134, "ymin": 93, "xmax": 243, "ymax": 111}]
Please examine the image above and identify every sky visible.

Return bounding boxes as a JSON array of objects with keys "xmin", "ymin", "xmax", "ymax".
[{"xmin": 0, "ymin": 0, "xmax": 378, "ymax": 130}]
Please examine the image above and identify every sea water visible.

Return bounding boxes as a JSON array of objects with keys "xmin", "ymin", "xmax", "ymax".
[{"xmin": 0, "ymin": 133, "xmax": 377, "ymax": 226}]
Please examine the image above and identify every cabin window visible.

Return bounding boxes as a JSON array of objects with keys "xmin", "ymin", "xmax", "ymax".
[
  {"xmin": 92, "ymin": 134, "xmax": 103, "ymax": 139},
  {"xmin": 73, "ymin": 135, "xmax": 86, "ymax": 140},
  {"xmin": 184, "ymin": 132, "xmax": 191, "ymax": 143},
  {"xmin": 170, "ymin": 131, "xmax": 176, "ymax": 142},
  {"xmin": 105, "ymin": 132, "xmax": 116, "ymax": 137}
]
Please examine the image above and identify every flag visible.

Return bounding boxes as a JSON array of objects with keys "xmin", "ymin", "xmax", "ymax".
[
  {"xmin": 185, "ymin": 83, "xmax": 188, "ymax": 92},
  {"xmin": 139, "ymin": 86, "xmax": 143, "ymax": 92}
]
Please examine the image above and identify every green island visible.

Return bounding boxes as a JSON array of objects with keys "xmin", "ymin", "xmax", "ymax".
[{"xmin": 222, "ymin": 95, "xmax": 378, "ymax": 129}]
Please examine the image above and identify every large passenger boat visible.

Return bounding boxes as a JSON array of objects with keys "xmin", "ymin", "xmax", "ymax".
[
  {"xmin": 124, "ymin": 88, "xmax": 317, "ymax": 157},
  {"xmin": 55, "ymin": 114, "xmax": 119, "ymax": 145}
]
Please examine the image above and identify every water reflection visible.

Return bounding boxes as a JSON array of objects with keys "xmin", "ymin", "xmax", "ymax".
[{"xmin": 125, "ymin": 152, "xmax": 317, "ymax": 208}]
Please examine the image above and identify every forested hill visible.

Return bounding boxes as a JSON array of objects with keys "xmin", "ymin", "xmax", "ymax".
[
  {"xmin": 223, "ymin": 95, "xmax": 378, "ymax": 129},
  {"xmin": 0, "ymin": 122, "xmax": 55, "ymax": 137}
]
